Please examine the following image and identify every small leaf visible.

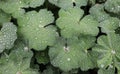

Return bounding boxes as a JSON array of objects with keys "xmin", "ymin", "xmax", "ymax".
[
  {"xmin": 49, "ymin": 36, "xmax": 96, "ymax": 71},
  {"xmin": 0, "ymin": 41, "xmax": 39, "ymax": 74},
  {"xmin": 99, "ymin": 17, "xmax": 120, "ymax": 33},
  {"xmin": 35, "ymin": 50, "xmax": 49, "ymax": 64},
  {"xmin": 89, "ymin": 4, "xmax": 110, "ymax": 22},
  {"xmin": 0, "ymin": 22, "xmax": 17, "ymax": 53},
  {"xmin": 104, "ymin": 0, "xmax": 120, "ymax": 14}
]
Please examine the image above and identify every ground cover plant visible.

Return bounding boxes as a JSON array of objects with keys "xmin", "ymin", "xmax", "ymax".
[{"xmin": 0, "ymin": 0, "xmax": 120, "ymax": 74}]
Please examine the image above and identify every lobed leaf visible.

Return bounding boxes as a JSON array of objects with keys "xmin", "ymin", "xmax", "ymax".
[
  {"xmin": 0, "ymin": 0, "xmax": 45, "ymax": 18},
  {"xmin": 0, "ymin": 41, "xmax": 39, "ymax": 74},
  {"xmin": 49, "ymin": 36, "xmax": 96, "ymax": 71},
  {"xmin": 104, "ymin": 0, "xmax": 120, "ymax": 14},
  {"xmin": 57, "ymin": 7, "xmax": 99, "ymax": 38},
  {"xmin": 92, "ymin": 33, "xmax": 120, "ymax": 70},
  {"xmin": 18, "ymin": 9, "xmax": 58, "ymax": 50}
]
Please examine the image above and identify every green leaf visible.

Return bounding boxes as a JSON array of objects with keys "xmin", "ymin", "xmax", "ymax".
[
  {"xmin": 56, "ymin": 7, "xmax": 99, "ymax": 38},
  {"xmin": 0, "ymin": 10, "xmax": 11, "ymax": 24},
  {"xmin": 35, "ymin": 50, "xmax": 49, "ymax": 64},
  {"xmin": 48, "ymin": 0, "xmax": 88, "ymax": 9},
  {"xmin": 99, "ymin": 17, "xmax": 120, "ymax": 33},
  {"xmin": 49, "ymin": 36, "xmax": 96, "ymax": 71},
  {"xmin": 0, "ymin": 22, "xmax": 17, "ymax": 53},
  {"xmin": 92, "ymin": 33, "xmax": 120, "ymax": 69},
  {"xmin": 23, "ymin": 0, "xmax": 45, "ymax": 8},
  {"xmin": 89, "ymin": 4, "xmax": 110, "ymax": 22},
  {"xmin": 104, "ymin": 0, "xmax": 120, "ymax": 14},
  {"xmin": 42, "ymin": 66, "xmax": 60, "ymax": 74},
  {"xmin": 0, "ymin": 0, "xmax": 45, "ymax": 18},
  {"xmin": 114, "ymin": 55, "xmax": 120, "ymax": 74},
  {"xmin": 88, "ymin": 0, "xmax": 96, "ymax": 5},
  {"xmin": 0, "ymin": 41, "xmax": 39, "ymax": 74},
  {"xmin": 42, "ymin": 67, "xmax": 54, "ymax": 74},
  {"xmin": 98, "ymin": 68, "xmax": 115, "ymax": 74},
  {"xmin": 18, "ymin": 9, "xmax": 57, "ymax": 50},
  {"xmin": 0, "ymin": 0, "xmax": 26, "ymax": 18}
]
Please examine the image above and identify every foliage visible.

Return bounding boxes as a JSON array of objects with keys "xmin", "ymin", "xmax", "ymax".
[{"xmin": 0, "ymin": 0, "xmax": 120, "ymax": 74}]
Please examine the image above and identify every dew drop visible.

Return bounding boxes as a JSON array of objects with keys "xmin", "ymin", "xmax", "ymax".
[
  {"xmin": 38, "ymin": 25, "xmax": 43, "ymax": 28},
  {"xmin": 109, "ymin": 64, "xmax": 113, "ymax": 68},
  {"xmin": 111, "ymin": 50, "xmax": 116, "ymax": 54},
  {"xmin": 16, "ymin": 71, "xmax": 22, "ymax": 74},
  {"xmin": 118, "ymin": 6, "xmax": 120, "ymax": 9},
  {"xmin": 100, "ymin": 64, "xmax": 104, "ymax": 68},
  {"xmin": 67, "ymin": 58, "xmax": 71, "ymax": 61},
  {"xmin": 85, "ymin": 50, "xmax": 88, "ymax": 53},
  {"xmin": 24, "ymin": 46, "xmax": 29, "ymax": 51},
  {"xmin": 19, "ymin": 1, "xmax": 22, "ymax": 4},
  {"xmin": 39, "ymin": 21, "xmax": 42, "ymax": 23},
  {"xmin": 72, "ymin": 0, "xmax": 75, "ymax": 2},
  {"xmin": 63, "ymin": 46, "xmax": 70, "ymax": 52},
  {"xmin": 35, "ymin": 37, "xmax": 38, "ymax": 40},
  {"xmin": 111, "ymin": 8, "xmax": 114, "ymax": 11}
]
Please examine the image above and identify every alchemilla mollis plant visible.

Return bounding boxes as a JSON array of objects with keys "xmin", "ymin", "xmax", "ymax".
[{"xmin": 0, "ymin": 0, "xmax": 120, "ymax": 74}]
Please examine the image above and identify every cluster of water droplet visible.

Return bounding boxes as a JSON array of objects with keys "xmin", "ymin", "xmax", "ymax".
[{"xmin": 0, "ymin": 22, "xmax": 17, "ymax": 53}]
